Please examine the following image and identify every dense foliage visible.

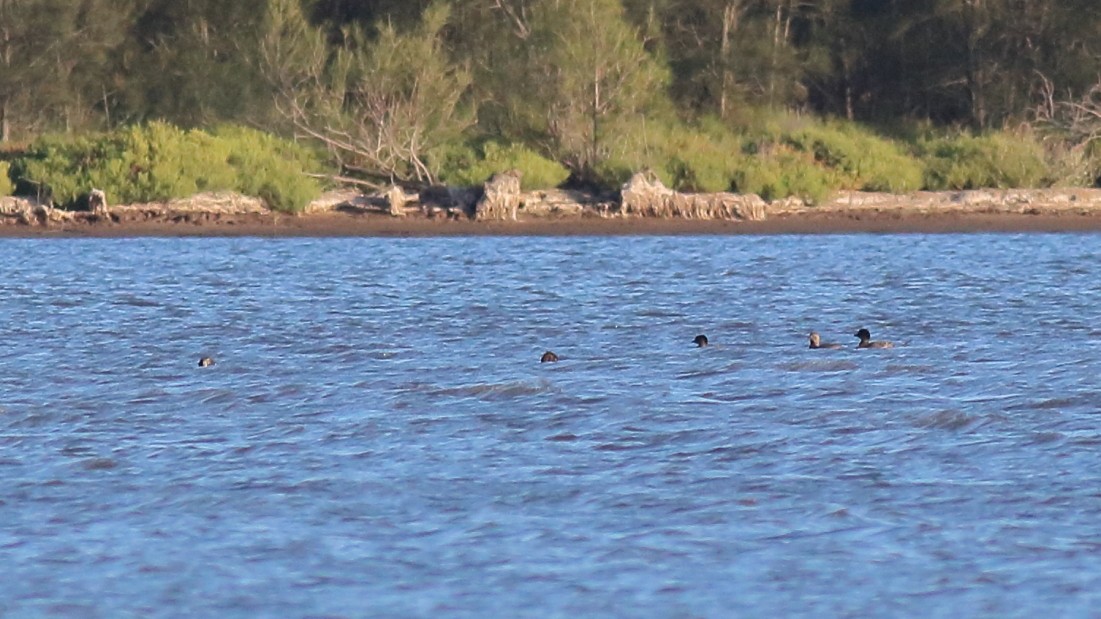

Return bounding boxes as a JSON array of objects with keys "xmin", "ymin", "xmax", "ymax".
[
  {"xmin": 436, "ymin": 142, "xmax": 571, "ymax": 191},
  {"xmin": 10, "ymin": 123, "xmax": 322, "ymax": 212},
  {"xmin": 0, "ymin": 162, "xmax": 12, "ymax": 196},
  {"xmin": 1, "ymin": 0, "xmax": 1099, "ymax": 201}
]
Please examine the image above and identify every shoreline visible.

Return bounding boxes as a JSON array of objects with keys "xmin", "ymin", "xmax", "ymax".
[
  {"xmin": 3, "ymin": 209, "xmax": 1101, "ymax": 238},
  {"xmin": 5, "ymin": 185, "xmax": 1101, "ymax": 238}
]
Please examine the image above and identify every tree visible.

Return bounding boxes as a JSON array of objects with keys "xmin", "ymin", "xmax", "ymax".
[
  {"xmin": 308, "ymin": 0, "xmax": 433, "ymax": 39},
  {"xmin": 481, "ymin": 0, "xmax": 669, "ymax": 177},
  {"xmin": 115, "ymin": 0, "xmax": 272, "ymax": 127},
  {"xmin": 797, "ymin": 0, "xmax": 872, "ymax": 121},
  {"xmin": 654, "ymin": 0, "xmax": 745, "ymax": 117},
  {"xmin": 0, "ymin": 0, "xmax": 134, "ymax": 141},
  {"xmin": 262, "ymin": 0, "xmax": 474, "ymax": 185},
  {"xmin": 0, "ymin": 0, "xmax": 50, "ymax": 141}
]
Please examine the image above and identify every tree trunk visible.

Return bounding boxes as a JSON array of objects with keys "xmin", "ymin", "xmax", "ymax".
[
  {"xmin": 591, "ymin": 64, "xmax": 600, "ymax": 173},
  {"xmin": 719, "ymin": 5, "xmax": 731, "ymax": 118},
  {"xmin": 718, "ymin": 2, "xmax": 743, "ymax": 120},
  {"xmin": 769, "ymin": 1, "xmax": 783, "ymax": 107},
  {"xmin": 768, "ymin": 0, "xmax": 793, "ymax": 108},
  {"xmin": 962, "ymin": 0, "xmax": 987, "ymax": 129},
  {"xmin": 0, "ymin": 98, "xmax": 8, "ymax": 142},
  {"xmin": 0, "ymin": 11, "xmax": 9, "ymax": 142}
]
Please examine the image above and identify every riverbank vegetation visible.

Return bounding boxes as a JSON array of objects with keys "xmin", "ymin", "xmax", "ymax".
[
  {"xmin": 8, "ymin": 124, "xmax": 322, "ymax": 212},
  {"xmin": 1, "ymin": 0, "xmax": 1099, "ymax": 209}
]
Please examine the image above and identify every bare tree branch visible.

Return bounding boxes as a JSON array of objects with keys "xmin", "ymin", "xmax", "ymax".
[
  {"xmin": 489, "ymin": 0, "xmax": 531, "ymax": 40},
  {"xmin": 1035, "ymin": 76, "xmax": 1101, "ymax": 148},
  {"xmin": 261, "ymin": 0, "xmax": 472, "ymax": 187}
]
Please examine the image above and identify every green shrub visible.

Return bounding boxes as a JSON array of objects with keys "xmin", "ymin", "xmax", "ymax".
[
  {"xmin": 586, "ymin": 115, "xmax": 838, "ymax": 201},
  {"xmin": 920, "ymin": 131, "xmax": 1047, "ymax": 190},
  {"xmin": 783, "ymin": 121, "xmax": 924, "ymax": 192},
  {"xmin": 594, "ymin": 148, "xmax": 678, "ymax": 189},
  {"xmin": 436, "ymin": 141, "xmax": 569, "ymax": 190},
  {"xmin": 436, "ymin": 109, "xmax": 1078, "ymax": 199},
  {"xmin": 0, "ymin": 161, "xmax": 12, "ymax": 196},
  {"xmin": 1089, "ymin": 142, "xmax": 1101, "ymax": 187},
  {"xmin": 662, "ymin": 124, "xmax": 744, "ymax": 193},
  {"xmin": 726, "ymin": 105, "xmax": 796, "ymax": 141},
  {"xmin": 589, "ymin": 154, "xmax": 658, "ymax": 188},
  {"xmin": 12, "ymin": 133, "xmax": 103, "ymax": 205},
  {"xmin": 130, "ymin": 122, "xmax": 238, "ymax": 200},
  {"xmin": 11, "ymin": 123, "xmax": 322, "ymax": 212},
  {"xmin": 214, "ymin": 125, "xmax": 324, "ymax": 212},
  {"xmin": 1039, "ymin": 140, "xmax": 1097, "ymax": 187},
  {"xmin": 588, "ymin": 118, "xmax": 740, "ymax": 191},
  {"xmin": 732, "ymin": 145, "xmax": 836, "ymax": 204},
  {"xmin": 588, "ymin": 114, "xmax": 680, "ymax": 189},
  {"xmin": 13, "ymin": 124, "xmax": 235, "ymax": 206}
]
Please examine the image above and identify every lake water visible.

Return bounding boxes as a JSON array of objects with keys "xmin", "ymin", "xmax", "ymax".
[{"xmin": 2, "ymin": 234, "xmax": 1100, "ymax": 618}]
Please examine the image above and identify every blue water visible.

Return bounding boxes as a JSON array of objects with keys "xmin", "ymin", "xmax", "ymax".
[{"xmin": 2, "ymin": 234, "xmax": 1101, "ymax": 618}]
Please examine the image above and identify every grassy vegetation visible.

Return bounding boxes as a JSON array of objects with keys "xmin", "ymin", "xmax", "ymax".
[
  {"xmin": 435, "ymin": 142, "xmax": 570, "ymax": 191},
  {"xmin": 733, "ymin": 145, "xmax": 837, "ymax": 203},
  {"xmin": 2, "ymin": 114, "xmax": 1088, "ymax": 210},
  {"xmin": 570, "ymin": 112, "xmax": 1073, "ymax": 204},
  {"xmin": 0, "ymin": 162, "xmax": 12, "ymax": 197},
  {"xmin": 919, "ymin": 131, "xmax": 1047, "ymax": 190},
  {"xmin": 658, "ymin": 123, "xmax": 746, "ymax": 193},
  {"xmin": 8, "ymin": 122, "xmax": 323, "ymax": 213},
  {"xmin": 588, "ymin": 113, "xmax": 928, "ymax": 203},
  {"xmin": 1040, "ymin": 139, "xmax": 1100, "ymax": 188},
  {"xmin": 782, "ymin": 121, "xmax": 925, "ymax": 193}
]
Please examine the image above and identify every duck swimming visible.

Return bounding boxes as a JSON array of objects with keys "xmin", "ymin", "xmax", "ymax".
[
  {"xmin": 540, "ymin": 351, "xmax": 559, "ymax": 363},
  {"xmin": 693, "ymin": 334, "xmax": 709, "ymax": 347},
  {"xmin": 854, "ymin": 328, "xmax": 893, "ymax": 349},
  {"xmin": 198, "ymin": 356, "xmax": 215, "ymax": 367},
  {"xmin": 808, "ymin": 332, "xmax": 842, "ymax": 349}
]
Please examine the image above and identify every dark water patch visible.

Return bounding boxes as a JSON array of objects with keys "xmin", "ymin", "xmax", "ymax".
[
  {"xmin": 1067, "ymin": 435, "xmax": 1101, "ymax": 446},
  {"xmin": 112, "ymin": 294, "xmax": 162, "ymax": 308},
  {"xmin": 674, "ymin": 362, "xmax": 743, "ymax": 378},
  {"xmin": 882, "ymin": 364, "xmax": 940, "ymax": 375},
  {"xmin": 1024, "ymin": 431, "xmax": 1066, "ymax": 445},
  {"xmin": 424, "ymin": 380, "xmax": 559, "ymax": 400},
  {"xmin": 776, "ymin": 360, "xmax": 859, "ymax": 373},
  {"xmin": 1021, "ymin": 396, "xmax": 1087, "ymax": 411},
  {"xmin": 197, "ymin": 389, "xmax": 236, "ymax": 405},
  {"xmin": 80, "ymin": 457, "xmax": 119, "ymax": 471},
  {"xmin": 913, "ymin": 409, "xmax": 992, "ymax": 432}
]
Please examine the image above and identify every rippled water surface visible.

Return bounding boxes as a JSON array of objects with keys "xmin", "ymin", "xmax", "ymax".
[{"xmin": 3, "ymin": 234, "xmax": 1101, "ymax": 617}]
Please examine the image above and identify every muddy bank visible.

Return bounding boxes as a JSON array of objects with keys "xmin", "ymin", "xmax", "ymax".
[{"xmin": 3, "ymin": 177, "xmax": 1101, "ymax": 237}]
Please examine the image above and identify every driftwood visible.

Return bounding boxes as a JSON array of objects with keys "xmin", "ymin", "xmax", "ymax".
[
  {"xmin": 386, "ymin": 185, "xmax": 409, "ymax": 217},
  {"xmin": 619, "ymin": 170, "xmax": 767, "ymax": 220},
  {"xmin": 88, "ymin": 189, "xmax": 108, "ymax": 216},
  {"xmin": 779, "ymin": 188, "xmax": 1101, "ymax": 216},
  {"xmin": 474, "ymin": 170, "xmax": 523, "ymax": 221},
  {"xmin": 417, "ymin": 185, "xmax": 479, "ymax": 218},
  {"xmin": 5, "ymin": 177, "xmax": 1101, "ymax": 230},
  {"xmin": 517, "ymin": 189, "xmax": 602, "ymax": 217},
  {"xmin": 0, "ymin": 197, "xmax": 76, "ymax": 226}
]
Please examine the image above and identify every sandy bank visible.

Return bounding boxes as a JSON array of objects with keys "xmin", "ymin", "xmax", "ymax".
[{"xmin": 3, "ymin": 185, "xmax": 1101, "ymax": 237}]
